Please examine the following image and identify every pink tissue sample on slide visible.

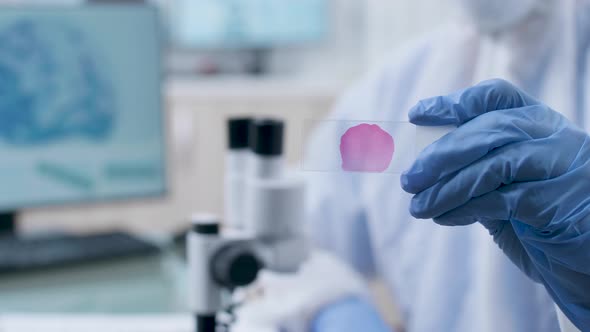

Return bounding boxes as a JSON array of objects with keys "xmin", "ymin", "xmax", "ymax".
[{"xmin": 340, "ymin": 123, "xmax": 394, "ymax": 172}]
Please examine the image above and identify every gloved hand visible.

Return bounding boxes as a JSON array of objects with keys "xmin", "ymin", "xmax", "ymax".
[
  {"xmin": 232, "ymin": 250, "xmax": 390, "ymax": 332},
  {"xmin": 400, "ymin": 79, "xmax": 590, "ymax": 331}
]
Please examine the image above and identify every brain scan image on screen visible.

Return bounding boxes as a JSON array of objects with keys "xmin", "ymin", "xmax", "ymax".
[
  {"xmin": 0, "ymin": 7, "xmax": 165, "ymax": 210},
  {"xmin": 0, "ymin": 19, "xmax": 116, "ymax": 145}
]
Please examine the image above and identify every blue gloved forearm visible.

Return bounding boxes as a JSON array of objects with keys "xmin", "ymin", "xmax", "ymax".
[
  {"xmin": 400, "ymin": 79, "xmax": 590, "ymax": 331},
  {"xmin": 311, "ymin": 296, "xmax": 392, "ymax": 332}
]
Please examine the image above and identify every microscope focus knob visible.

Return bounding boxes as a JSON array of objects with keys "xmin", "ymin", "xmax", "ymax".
[{"xmin": 211, "ymin": 243, "xmax": 262, "ymax": 288}]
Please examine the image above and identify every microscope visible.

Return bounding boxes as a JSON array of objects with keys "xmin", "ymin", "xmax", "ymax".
[{"xmin": 188, "ymin": 118, "xmax": 309, "ymax": 332}]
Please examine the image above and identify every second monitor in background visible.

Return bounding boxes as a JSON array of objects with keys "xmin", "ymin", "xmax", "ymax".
[
  {"xmin": 167, "ymin": 0, "xmax": 328, "ymax": 75},
  {"xmin": 170, "ymin": 0, "xmax": 327, "ymax": 49}
]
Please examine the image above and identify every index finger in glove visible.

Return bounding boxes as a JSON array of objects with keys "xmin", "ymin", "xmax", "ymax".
[
  {"xmin": 408, "ymin": 78, "xmax": 541, "ymax": 126},
  {"xmin": 402, "ymin": 105, "xmax": 566, "ymax": 194}
]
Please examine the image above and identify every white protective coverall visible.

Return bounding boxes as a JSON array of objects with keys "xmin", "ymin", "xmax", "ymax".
[{"xmin": 304, "ymin": 0, "xmax": 590, "ymax": 331}]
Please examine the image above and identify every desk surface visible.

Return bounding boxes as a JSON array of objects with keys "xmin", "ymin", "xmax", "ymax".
[
  {"xmin": 0, "ymin": 249, "xmax": 271, "ymax": 332},
  {"xmin": 0, "ymin": 314, "xmax": 192, "ymax": 332},
  {"xmin": 0, "ymin": 314, "xmax": 270, "ymax": 332},
  {"xmin": 0, "ymin": 251, "xmax": 187, "ymax": 313}
]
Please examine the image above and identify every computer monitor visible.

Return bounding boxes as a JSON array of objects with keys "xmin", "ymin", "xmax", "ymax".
[
  {"xmin": 0, "ymin": 5, "xmax": 166, "ymax": 232},
  {"xmin": 170, "ymin": 0, "xmax": 328, "ymax": 49}
]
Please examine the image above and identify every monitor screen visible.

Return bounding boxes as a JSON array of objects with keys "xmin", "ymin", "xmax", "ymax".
[
  {"xmin": 171, "ymin": 0, "xmax": 327, "ymax": 49},
  {"xmin": 0, "ymin": 5, "xmax": 166, "ymax": 212}
]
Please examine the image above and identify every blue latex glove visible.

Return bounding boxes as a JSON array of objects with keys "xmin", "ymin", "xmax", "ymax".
[
  {"xmin": 400, "ymin": 79, "xmax": 590, "ymax": 331},
  {"xmin": 310, "ymin": 296, "xmax": 392, "ymax": 332}
]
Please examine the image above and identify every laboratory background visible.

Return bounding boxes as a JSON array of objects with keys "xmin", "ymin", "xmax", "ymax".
[
  {"xmin": 3, "ymin": 0, "xmax": 583, "ymax": 331},
  {"xmin": 14, "ymin": 0, "xmax": 451, "ymax": 233}
]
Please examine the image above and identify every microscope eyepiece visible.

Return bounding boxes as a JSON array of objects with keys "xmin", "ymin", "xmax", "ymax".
[
  {"xmin": 228, "ymin": 117, "xmax": 252, "ymax": 150},
  {"xmin": 190, "ymin": 213, "xmax": 220, "ymax": 234},
  {"xmin": 249, "ymin": 118, "xmax": 284, "ymax": 156}
]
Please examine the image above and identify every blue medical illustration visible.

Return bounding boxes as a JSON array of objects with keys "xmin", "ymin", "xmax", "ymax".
[{"xmin": 0, "ymin": 19, "xmax": 115, "ymax": 145}]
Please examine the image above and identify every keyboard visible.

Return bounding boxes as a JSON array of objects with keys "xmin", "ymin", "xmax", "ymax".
[{"xmin": 0, "ymin": 232, "xmax": 161, "ymax": 274}]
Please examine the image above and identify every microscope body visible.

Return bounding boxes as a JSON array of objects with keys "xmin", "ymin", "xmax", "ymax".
[
  {"xmin": 188, "ymin": 217, "xmax": 265, "ymax": 332},
  {"xmin": 188, "ymin": 118, "xmax": 309, "ymax": 332},
  {"xmin": 187, "ymin": 219, "xmax": 224, "ymax": 332}
]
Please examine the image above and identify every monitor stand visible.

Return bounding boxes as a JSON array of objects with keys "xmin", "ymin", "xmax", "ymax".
[
  {"xmin": 0, "ymin": 211, "xmax": 16, "ymax": 236},
  {"xmin": 245, "ymin": 48, "xmax": 270, "ymax": 76}
]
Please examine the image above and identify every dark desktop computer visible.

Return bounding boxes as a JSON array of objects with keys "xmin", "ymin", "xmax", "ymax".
[{"xmin": 0, "ymin": 4, "xmax": 166, "ymax": 272}]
